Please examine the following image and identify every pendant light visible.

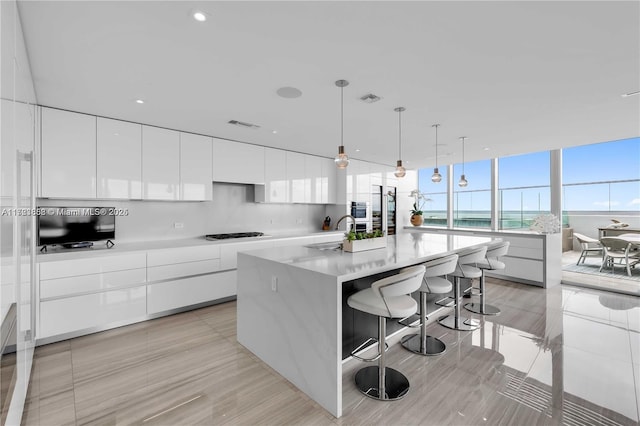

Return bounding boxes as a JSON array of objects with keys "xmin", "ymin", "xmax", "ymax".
[
  {"xmin": 334, "ymin": 79, "xmax": 350, "ymax": 169},
  {"xmin": 431, "ymin": 123, "xmax": 442, "ymax": 183},
  {"xmin": 458, "ymin": 136, "xmax": 468, "ymax": 187},
  {"xmin": 394, "ymin": 107, "xmax": 406, "ymax": 178}
]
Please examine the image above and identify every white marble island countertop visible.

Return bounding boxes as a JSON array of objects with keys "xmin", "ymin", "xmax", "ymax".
[{"xmin": 240, "ymin": 232, "xmax": 495, "ymax": 282}]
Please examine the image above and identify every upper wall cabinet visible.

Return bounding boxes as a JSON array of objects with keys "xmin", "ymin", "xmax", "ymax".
[
  {"xmin": 142, "ymin": 126, "xmax": 180, "ymax": 200},
  {"xmin": 287, "ymin": 151, "xmax": 307, "ymax": 203},
  {"xmin": 321, "ymin": 158, "xmax": 337, "ymax": 204},
  {"xmin": 97, "ymin": 118, "xmax": 142, "ymax": 199},
  {"xmin": 257, "ymin": 147, "xmax": 288, "ymax": 203},
  {"xmin": 40, "ymin": 108, "xmax": 96, "ymax": 198},
  {"xmin": 212, "ymin": 138, "xmax": 265, "ymax": 184},
  {"xmin": 180, "ymin": 132, "xmax": 212, "ymax": 201}
]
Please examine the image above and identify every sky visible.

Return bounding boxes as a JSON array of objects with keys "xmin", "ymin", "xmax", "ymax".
[{"xmin": 418, "ymin": 137, "xmax": 640, "ymax": 212}]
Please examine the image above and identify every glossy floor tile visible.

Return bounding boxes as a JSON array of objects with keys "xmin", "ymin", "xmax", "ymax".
[{"xmin": 22, "ymin": 278, "xmax": 640, "ymax": 425}]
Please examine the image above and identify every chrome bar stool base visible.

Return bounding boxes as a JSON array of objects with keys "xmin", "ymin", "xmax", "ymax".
[
  {"xmin": 438, "ymin": 314, "xmax": 479, "ymax": 331},
  {"xmin": 354, "ymin": 366, "xmax": 410, "ymax": 401},
  {"xmin": 464, "ymin": 302, "xmax": 500, "ymax": 316},
  {"xmin": 401, "ymin": 334, "xmax": 446, "ymax": 356}
]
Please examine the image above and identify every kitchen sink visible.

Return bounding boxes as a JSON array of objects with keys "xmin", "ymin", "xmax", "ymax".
[{"xmin": 304, "ymin": 242, "xmax": 343, "ymax": 251}]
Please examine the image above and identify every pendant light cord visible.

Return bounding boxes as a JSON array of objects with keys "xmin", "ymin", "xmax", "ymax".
[
  {"xmin": 434, "ymin": 124, "xmax": 438, "ymax": 168},
  {"xmin": 340, "ymin": 85, "xmax": 344, "ymax": 147},
  {"xmin": 398, "ymin": 109, "xmax": 402, "ymax": 158},
  {"xmin": 461, "ymin": 137, "xmax": 466, "ymax": 174}
]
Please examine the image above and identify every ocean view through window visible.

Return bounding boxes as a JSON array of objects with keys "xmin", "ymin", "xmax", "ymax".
[{"xmin": 417, "ymin": 137, "xmax": 639, "ymax": 231}]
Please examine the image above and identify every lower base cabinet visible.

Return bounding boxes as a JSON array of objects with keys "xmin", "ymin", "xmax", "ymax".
[
  {"xmin": 147, "ymin": 271, "xmax": 236, "ymax": 314},
  {"xmin": 39, "ymin": 286, "xmax": 147, "ymax": 339}
]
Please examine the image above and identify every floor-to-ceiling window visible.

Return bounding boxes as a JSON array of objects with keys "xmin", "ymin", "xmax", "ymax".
[
  {"xmin": 498, "ymin": 151, "xmax": 551, "ymax": 229},
  {"xmin": 453, "ymin": 159, "xmax": 492, "ymax": 228},
  {"xmin": 417, "ymin": 168, "xmax": 447, "ymax": 226}
]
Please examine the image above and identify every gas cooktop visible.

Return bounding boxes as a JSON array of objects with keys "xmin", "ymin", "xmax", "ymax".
[{"xmin": 205, "ymin": 232, "xmax": 265, "ymax": 240}]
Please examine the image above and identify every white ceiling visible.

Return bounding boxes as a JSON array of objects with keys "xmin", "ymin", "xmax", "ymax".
[{"xmin": 17, "ymin": 1, "xmax": 640, "ymax": 169}]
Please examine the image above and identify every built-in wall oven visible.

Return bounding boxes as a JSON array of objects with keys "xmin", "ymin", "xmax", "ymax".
[{"xmin": 350, "ymin": 201, "xmax": 370, "ymax": 233}]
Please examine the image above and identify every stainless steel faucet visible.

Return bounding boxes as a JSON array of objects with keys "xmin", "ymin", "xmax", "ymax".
[{"xmin": 335, "ymin": 215, "xmax": 356, "ymax": 231}]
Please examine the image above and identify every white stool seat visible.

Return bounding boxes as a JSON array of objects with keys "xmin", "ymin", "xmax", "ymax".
[
  {"xmin": 465, "ymin": 241, "xmax": 510, "ymax": 316},
  {"xmin": 438, "ymin": 245, "xmax": 487, "ymax": 331},
  {"xmin": 421, "ymin": 276, "xmax": 453, "ymax": 294},
  {"xmin": 347, "ymin": 265, "xmax": 425, "ymax": 401},
  {"xmin": 450, "ymin": 264, "xmax": 483, "ymax": 279},
  {"xmin": 348, "ymin": 288, "xmax": 418, "ymax": 319},
  {"xmin": 475, "ymin": 259, "xmax": 505, "ymax": 271},
  {"xmin": 401, "ymin": 254, "xmax": 458, "ymax": 357}
]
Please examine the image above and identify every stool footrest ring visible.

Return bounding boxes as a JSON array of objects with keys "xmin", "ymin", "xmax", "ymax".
[
  {"xmin": 350, "ymin": 337, "xmax": 389, "ymax": 362},
  {"xmin": 397, "ymin": 314, "xmax": 422, "ymax": 328}
]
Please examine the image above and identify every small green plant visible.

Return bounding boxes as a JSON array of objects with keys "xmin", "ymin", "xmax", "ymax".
[
  {"xmin": 345, "ymin": 229, "xmax": 385, "ymax": 241},
  {"xmin": 410, "ymin": 202, "xmax": 423, "ymax": 216}
]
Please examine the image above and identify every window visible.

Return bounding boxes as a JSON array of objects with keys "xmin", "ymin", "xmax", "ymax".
[
  {"xmin": 563, "ymin": 138, "xmax": 640, "ymax": 212},
  {"xmin": 498, "ymin": 151, "xmax": 550, "ymax": 229},
  {"xmin": 453, "ymin": 159, "xmax": 491, "ymax": 228},
  {"xmin": 418, "ymin": 168, "xmax": 447, "ymax": 226}
]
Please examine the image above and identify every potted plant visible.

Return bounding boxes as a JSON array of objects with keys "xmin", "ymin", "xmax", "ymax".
[
  {"xmin": 342, "ymin": 229, "xmax": 386, "ymax": 252},
  {"xmin": 410, "ymin": 202, "xmax": 424, "ymax": 226}
]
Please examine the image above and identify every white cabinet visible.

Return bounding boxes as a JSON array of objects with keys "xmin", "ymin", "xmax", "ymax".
[
  {"xmin": 142, "ymin": 126, "xmax": 180, "ymax": 200},
  {"xmin": 257, "ymin": 147, "xmax": 288, "ymax": 203},
  {"xmin": 347, "ymin": 159, "xmax": 372, "ymax": 203},
  {"xmin": 40, "ymin": 107, "xmax": 96, "ymax": 198},
  {"xmin": 287, "ymin": 151, "xmax": 307, "ymax": 203},
  {"xmin": 96, "ymin": 117, "xmax": 142, "ymax": 199},
  {"xmin": 306, "ymin": 155, "xmax": 322, "ymax": 204},
  {"xmin": 180, "ymin": 132, "xmax": 212, "ymax": 201},
  {"xmin": 320, "ymin": 158, "xmax": 337, "ymax": 204},
  {"xmin": 39, "ymin": 287, "xmax": 146, "ymax": 339},
  {"xmin": 212, "ymin": 138, "xmax": 265, "ymax": 184},
  {"xmin": 147, "ymin": 271, "xmax": 236, "ymax": 314},
  {"xmin": 38, "ymin": 253, "xmax": 147, "ymax": 339}
]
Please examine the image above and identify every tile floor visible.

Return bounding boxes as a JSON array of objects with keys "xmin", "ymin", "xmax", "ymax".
[{"xmin": 22, "ymin": 279, "xmax": 640, "ymax": 425}]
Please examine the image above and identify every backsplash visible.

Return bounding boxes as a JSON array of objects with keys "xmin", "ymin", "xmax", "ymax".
[{"xmin": 37, "ymin": 183, "xmax": 334, "ymax": 244}]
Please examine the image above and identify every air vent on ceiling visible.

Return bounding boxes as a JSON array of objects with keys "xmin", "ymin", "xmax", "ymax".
[
  {"xmin": 360, "ymin": 93, "xmax": 382, "ymax": 103},
  {"xmin": 228, "ymin": 120, "xmax": 261, "ymax": 129}
]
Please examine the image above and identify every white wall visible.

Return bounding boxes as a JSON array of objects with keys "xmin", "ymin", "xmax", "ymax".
[{"xmin": 567, "ymin": 211, "xmax": 640, "ymax": 249}]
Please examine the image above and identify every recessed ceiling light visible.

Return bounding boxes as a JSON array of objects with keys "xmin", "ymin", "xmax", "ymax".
[
  {"xmin": 193, "ymin": 11, "xmax": 207, "ymax": 22},
  {"xmin": 276, "ymin": 87, "xmax": 302, "ymax": 98},
  {"xmin": 355, "ymin": 149, "xmax": 360, "ymax": 152},
  {"xmin": 272, "ymin": 130, "xmax": 278, "ymax": 134},
  {"xmin": 135, "ymin": 99, "xmax": 144, "ymax": 104},
  {"xmin": 483, "ymin": 147, "xmax": 490, "ymax": 151},
  {"xmin": 621, "ymin": 90, "xmax": 640, "ymax": 97}
]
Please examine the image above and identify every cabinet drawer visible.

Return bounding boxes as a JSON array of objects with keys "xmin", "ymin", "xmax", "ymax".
[
  {"xmin": 41, "ymin": 268, "xmax": 147, "ymax": 299},
  {"xmin": 39, "ymin": 286, "xmax": 146, "ymax": 339},
  {"xmin": 147, "ymin": 259, "xmax": 221, "ymax": 282},
  {"xmin": 147, "ymin": 245, "xmax": 221, "ymax": 267},
  {"xmin": 507, "ymin": 246, "xmax": 543, "ymax": 260},
  {"xmin": 489, "ymin": 257, "xmax": 543, "ymax": 283},
  {"xmin": 147, "ymin": 271, "xmax": 236, "ymax": 314},
  {"xmin": 39, "ymin": 253, "xmax": 147, "ymax": 280},
  {"xmin": 502, "ymin": 236, "xmax": 543, "ymax": 250}
]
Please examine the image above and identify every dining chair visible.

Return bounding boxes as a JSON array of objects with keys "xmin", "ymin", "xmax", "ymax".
[
  {"xmin": 574, "ymin": 233, "xmax": 603, "ymax": 265},
  {"xmin": 599, "ymin": 237, "xmax": 640, "ymax": 277}
]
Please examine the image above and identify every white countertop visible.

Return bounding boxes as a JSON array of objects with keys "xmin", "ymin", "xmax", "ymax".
[
  {"xmin": 36, "ymin": 231, "xmax": 345, "ymax": 262},
  {"xmin": 239, "ymin": 232, "xmax": 494, "ymax": 282},
  {"xmin": 404, "ymin": 225, "xmax": 556, "ymax": 238}
]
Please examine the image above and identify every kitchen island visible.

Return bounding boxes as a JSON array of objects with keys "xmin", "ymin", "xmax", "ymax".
[{"xmin": 236, "ymin": 232, "xmax": 493, "ymax": 418}]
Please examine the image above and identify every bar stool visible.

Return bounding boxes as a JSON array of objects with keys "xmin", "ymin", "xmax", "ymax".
[
  {"xmin": 465, "ymin": 241, "xmax": 510, "ymax": 316},
  {"xmin": 347, "ymin": 265, "xmax": 425, "ymax": 400},
  {"xmin": 437, "ymin": 245, "xmax": 487, "ymax": 331},
  {"xmin": 400, "ymin": 254, "xmax": 458, "ymax": 356}
]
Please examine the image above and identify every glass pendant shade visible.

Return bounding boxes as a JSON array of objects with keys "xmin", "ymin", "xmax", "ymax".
[
  {"xmin": 394, "ymin": 160, "xmax": 406, "ymax": 178},
  {"xmin": 334, "ymin": 145, "xmax": 349, "ymax": 168},
  {"xmin": 431, "ymin": 167, "xmax": 442, "ymax": 183},
  {"xmin": 458, "ymin": 173, "xmax": 468, "ymax": 187}
]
